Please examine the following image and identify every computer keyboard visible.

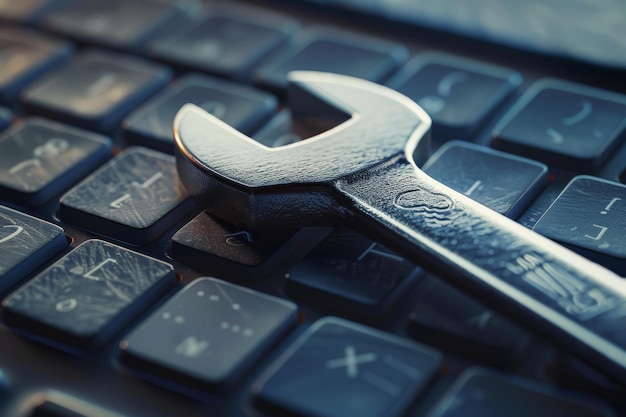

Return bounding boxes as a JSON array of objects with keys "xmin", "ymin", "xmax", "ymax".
[{"xmin": 0, "ymin": 0, "xmax": 625, "ymax": 416}]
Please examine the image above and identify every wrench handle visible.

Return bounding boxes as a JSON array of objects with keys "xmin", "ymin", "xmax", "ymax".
[{"xmin": 336, "ymin": 157, "xmax": 626, "ymax": 384}]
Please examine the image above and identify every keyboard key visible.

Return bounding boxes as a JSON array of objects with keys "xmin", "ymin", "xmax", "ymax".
[
  {"xmin": 408, "ymin": 275, "xmax": 529, "ymax": 367},
  {"xmin": 41, "ymin": 0, "xmax": 181, "ymax": 50},
  {"xmin": 0, "ymin": 118, "xmax": 112, "ymax": 206},
  {"xmin": 286, "ymin": 228, "xmax": 421, "ymax": 318},
  {"xmin": 148, "ymin": 8, "xmax": 298, "ymax": 80},
  {"xmin": 120, "ymin": 277, "xmax": 298, "ymax": 392},
  {"xmin": 492, "ymin": 79, "xmax": 626, "ymax": 172},
  {"xmin": 123, "ymin": 74, "xmax": 277, "ymax": 152},
  {"xmin": 22, "ymin": 50, "xmax": 171, "ymax": 133},
  {"xmin": 1, "ymin": 239, "xmax": 175, "ymax": 351},
  {"xmin": 388, "ymin": 53, "xmax": 521, "ymax": 141},
  {"xmin": 423, "ymin": 141, "xmax": 548, "ymax": 218},
  {"xmin": 426, "ymin": 368, "xmax": 613, "ymax": 417},
  {"xmin": 254, "ymin": 26, "xmax": 407, "ymax": 92},
  {"xmin": 533, "ymin": 175, "xmax": 626, "ymax": 274},
  {"xmin": 59, "ymin": 147, "xmax": 193, "ymax": 245},
  {"xmin": 171, "ymin": 211, "xmax": 309, "ymax": 281},
  {"xmin": 0, "ymin": 204, "xmax": 66, "ymax": 292},
  {"xmin": 0, "ymin": 27, "xmax": 72, "ymax": 105},
  {"xmin": 254, "ymin": 317, "xmax": 441, "ymax": 417}
]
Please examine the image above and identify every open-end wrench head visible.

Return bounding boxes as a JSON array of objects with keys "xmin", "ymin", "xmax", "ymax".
[{"xmin": 174, "ymin": 71, "xmax": 431, "ymax": 229}]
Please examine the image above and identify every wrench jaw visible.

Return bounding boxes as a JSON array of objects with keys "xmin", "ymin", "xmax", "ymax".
[
  {"xmin": 173, "ymin": 103, "xmax": 351, "ymax": 229},
  {"xmin": 173, "ymin": 71, "xmax": 431, "ymax": 229}
]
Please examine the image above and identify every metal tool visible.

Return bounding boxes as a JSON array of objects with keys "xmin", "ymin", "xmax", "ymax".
[{"xmin": 174, "ymin": 71, "xmax": 626, "ymax": 385}]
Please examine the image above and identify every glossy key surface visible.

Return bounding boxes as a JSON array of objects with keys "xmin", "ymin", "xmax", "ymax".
[
  {"xmin": 254, "ymin": 317, "xmax": 441, "ymax": 417},
  {"xmin": 388, "ymin": 53, "xmax": 521, "ymax": 141},
  {"xmin": 492, "ymin": 79, "xmax": 626, "ymax": 172},
  {"xmin": 1, "ymin": 239, "xmax": 175, "ymax": 351}
]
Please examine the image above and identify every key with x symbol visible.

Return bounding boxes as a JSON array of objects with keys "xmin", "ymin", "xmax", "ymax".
[{"xmin": 174, "ymin": 71, "xmax": 626, "ymax": 385}]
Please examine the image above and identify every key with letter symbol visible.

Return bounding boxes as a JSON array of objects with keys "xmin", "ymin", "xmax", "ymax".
[
  {"xmin": 1, "ymin": 239, "xmax": 175, "ymax": 351},
  {"xmin": 174, "ymin": 71, "xmax": 626, "ymax": 385}
]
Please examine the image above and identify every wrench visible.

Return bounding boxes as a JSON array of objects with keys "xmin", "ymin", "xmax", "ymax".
[{"xmin": 174, "ymin": 71, "xmax": 626, "ymax": 385}]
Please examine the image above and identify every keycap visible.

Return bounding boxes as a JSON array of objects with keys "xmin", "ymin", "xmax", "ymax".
[
  {"xmin": 423, "ymin": 141, "xmax": 548, "ymax": 218},
  {"xmin": 492, "ymin": 79, "xmax": 626, "ymax": 172},
  {"xmin": 0, "ymin": 27, "xmax": 72, "ymax": 105},
  {"xmin": 254, "ymin": 317, "xmax": 441, "ymax": 417},
  {"xmin": 0, "ymin": 118, "xmax": 112, "ymax": 206},
  {"xmin": 22, "ymin": 50, "xmax": 172, "ymax": 133},
  {"xmin": 148, "ymin": 8, "xmax": 298, "ymax": 80},
  {"xmin": 426, "ymin": 368, "xmax": 613, "ymax": 417},
  {"xmin": 408, "ymin": 275, "xmax": 529, "ymax": 367},
  {"xmin": 286, "ymin": 228, "xmax": 421, "ymax": 318},
  {"xmin": 533, "ymin": 175, "xmax": 626, "ymax": 275},
  {"xmin": 41, "ymin": 0, "xmax": 181, "ymax": 50},
  {"xmin": 1, "ymin": 239, "xmax": 175, "ymax": 351},
  {"xmin": 171, "ymin": 211, "xmax": 308, "ymax": 281},
  {"xmin": 120, "ymin": 277, "xmax": 297, "ymax": 392},
  {"xmin": 59, "ymin": 147, "xmax": 193, "ymax": 245},
  {"xmin": 254, "ymin": 26, "xmax": 407, "ymax": 92},
  {"xmin": 387, "ymin": 53, "xmax": 521, "ymax": 141},
  {"xmin": 123, "ymin": 74, "xmax": 277, "ymax": 152},
  {"xmin": 0, "ymin": 204, "xmax": 66, "ymax": 292}
]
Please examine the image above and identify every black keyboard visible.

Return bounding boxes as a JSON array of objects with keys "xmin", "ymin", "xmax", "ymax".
[{"xmin": 0, "ymin": 1, "xmax": 625, "ymax": 416}]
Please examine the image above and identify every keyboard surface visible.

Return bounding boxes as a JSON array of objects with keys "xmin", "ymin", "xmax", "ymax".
[{"xmin": 0, "ymin": 0, "xmax": 626, "ymax": 416}]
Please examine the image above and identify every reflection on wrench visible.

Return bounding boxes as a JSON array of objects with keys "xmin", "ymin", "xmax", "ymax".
[{"xmin": 174, "ymin": 71, "xmax": 626, "ymax": 384}]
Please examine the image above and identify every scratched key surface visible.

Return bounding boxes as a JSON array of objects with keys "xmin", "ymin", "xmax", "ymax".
[
  {"xmin": 0, "ymin": 204, "xmax": 67, "ymax": 292},
  {"xmin": 59, "ymin": 147, "xmax": 193, "ymax": 245},
  {"xmin": 254, "ymin": 317, "xmax": 441, "ymax": 417},
  {"xmin": 0, "ymin": 118, "xmax": 112, "ymax": 206},
  {"xmin": 1, "ymin": 239, "xmax": 175, "ymax": 351},
  {"xmin": 533, "ymin": 176, "xmax": 626, "ymax": 274},
  {"xmin": 120, "ymin": 277, "xmax": 298, "ymax": 392}
]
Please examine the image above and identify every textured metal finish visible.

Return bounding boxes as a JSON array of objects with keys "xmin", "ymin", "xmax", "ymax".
[{"xmin": 174, "ymin": 71, "xmax": 626, "ymax": 384}]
